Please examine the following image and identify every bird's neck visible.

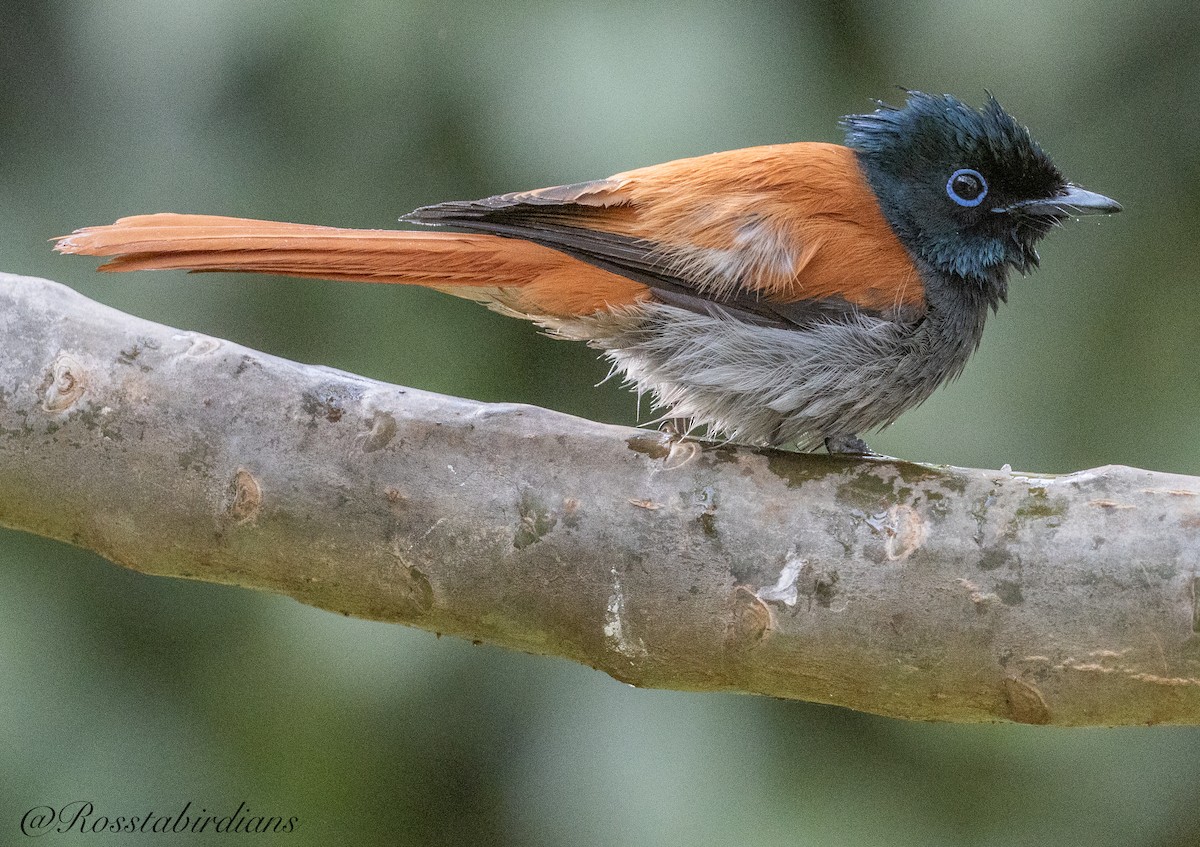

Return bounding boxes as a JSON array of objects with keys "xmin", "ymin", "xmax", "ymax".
[{"xmin": 916, "ymin": 264, "xmax": 1007, "ymax": 380}]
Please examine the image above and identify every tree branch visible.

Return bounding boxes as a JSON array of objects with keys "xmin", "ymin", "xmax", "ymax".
[{"xmin": 3, "ymin": 271, "xmax": 1199, "ymax": 725}]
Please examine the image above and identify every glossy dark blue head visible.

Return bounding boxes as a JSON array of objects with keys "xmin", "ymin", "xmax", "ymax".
[{"xmin": 843, "ymin": 92, "xmax": 1120, "ymax": 287}]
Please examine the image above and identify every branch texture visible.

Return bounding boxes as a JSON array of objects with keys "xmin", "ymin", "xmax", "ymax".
[{"xmin": 2, "ymin": 272, "xmax": 1199, "ymax": 725}]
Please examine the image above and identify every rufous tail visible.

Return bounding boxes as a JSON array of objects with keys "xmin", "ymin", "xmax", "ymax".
[
  {"xmin": 53, "ymin": 213, "xmax": 647, "ymax": 316},
  {"xmin": 54, "ymin": 213, "xmax": 566, "ymax": 286}
]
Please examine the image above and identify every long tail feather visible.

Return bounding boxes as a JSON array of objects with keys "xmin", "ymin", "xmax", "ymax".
[
  {"xmin": 53, "ymin": 212, "xmax": 650, "ymax": 316},
  {"xmin": 54, "ymin": 213, "xmax": 565, "ymax": 286}
]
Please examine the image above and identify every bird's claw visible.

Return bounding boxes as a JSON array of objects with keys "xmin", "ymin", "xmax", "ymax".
[{"xmin": 824, "ymin": 434, "xmax": 875, "ymax": 456}]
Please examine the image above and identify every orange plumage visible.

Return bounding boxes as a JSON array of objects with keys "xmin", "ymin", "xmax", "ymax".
[
  {"xmin": 54, "ymin": 143, "xmax": 922, "ymax": 321},
  {"xmin": 598, "ymin": 143, "xmax": 922, "ymax": 310},
  {"xmin": 55, "ymin": 212, "xmax": 648, "ymax": 317}
]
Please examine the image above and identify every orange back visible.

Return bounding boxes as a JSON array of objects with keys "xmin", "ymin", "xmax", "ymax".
[{"xmin": 609, "ymin": 143, "xmax": 923, "ymax": 314}]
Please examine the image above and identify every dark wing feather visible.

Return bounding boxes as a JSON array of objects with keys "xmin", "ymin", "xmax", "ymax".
[{"xmin": 404, "ymin": 187, "xmax": 888, "ymax": 329}]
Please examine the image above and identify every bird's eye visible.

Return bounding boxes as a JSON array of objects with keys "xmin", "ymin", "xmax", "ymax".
[{"xmin": 946, "ymin": 168, "xmax": 988, "ymax": 207}]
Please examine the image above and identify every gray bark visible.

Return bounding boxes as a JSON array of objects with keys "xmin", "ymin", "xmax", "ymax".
[{"xmin": 2, "ymin": 271, "xmax": 1199, "ymax": 725}]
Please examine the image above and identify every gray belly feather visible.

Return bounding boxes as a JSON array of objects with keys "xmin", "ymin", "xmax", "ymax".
[{"xmin": 542, "ymin": 295, "xmax": 988, "ymax": 449}]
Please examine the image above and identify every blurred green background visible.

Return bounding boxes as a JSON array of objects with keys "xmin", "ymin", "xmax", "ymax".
[{"xmin": 2, "ymin": 1, "xmax": 1198, "ymax": 844}]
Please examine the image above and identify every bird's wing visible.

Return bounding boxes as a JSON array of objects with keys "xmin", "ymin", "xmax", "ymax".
[{"xmin": 404, "ymin": 142, "xmax": 926, "ymax": 327}]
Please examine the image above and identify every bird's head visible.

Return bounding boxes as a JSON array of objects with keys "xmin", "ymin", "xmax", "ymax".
[{"xmin": 842, "ymin": 91, "xmax": 1120, "ymax": 285}]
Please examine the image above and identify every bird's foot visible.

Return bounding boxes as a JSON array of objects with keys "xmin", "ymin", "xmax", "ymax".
[
  {"xmin": 658, "ymin": 417, "xmax": 695, "ymax": 441},
  {"xmin": 824, "ymin": 434, "xmax": 876, "ymax": 456},
  {"xmin": 655, "ymin": 417, "xmax": 704, "ymax": 468}
]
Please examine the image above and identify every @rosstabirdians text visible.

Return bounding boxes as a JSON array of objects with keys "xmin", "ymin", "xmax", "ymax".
[{"xmin": 20, "ymin": 801, "xmax": 297, "ymax": 836}]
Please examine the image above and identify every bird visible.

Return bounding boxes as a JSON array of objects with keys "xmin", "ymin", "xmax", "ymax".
[{"xmin": 55, "ymin": 91, "xmax": 1120, "ymax": 454}]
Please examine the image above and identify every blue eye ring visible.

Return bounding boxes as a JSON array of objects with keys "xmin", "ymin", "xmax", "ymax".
[{"xmin": 947, "ymin": 168, "xmax": 988, "ymax": 207}]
